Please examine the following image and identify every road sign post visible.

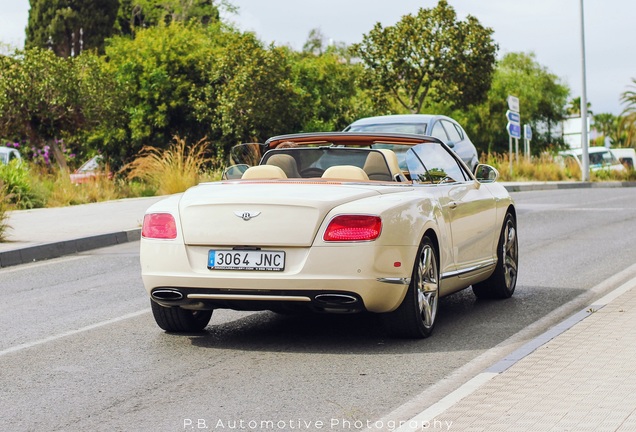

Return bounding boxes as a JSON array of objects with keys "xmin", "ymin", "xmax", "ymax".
[
  {"xmin": 506, "ymin": 96, "xmax": 521, "ymax": 175},
  {"xmin": 524, "ymin": 124, "xmax": 532, "ymax": 159}
]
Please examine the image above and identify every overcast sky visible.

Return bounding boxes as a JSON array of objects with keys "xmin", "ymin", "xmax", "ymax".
[{"xmin": 1, "ymin": 0, "xmax": 634, "ymax": 115}]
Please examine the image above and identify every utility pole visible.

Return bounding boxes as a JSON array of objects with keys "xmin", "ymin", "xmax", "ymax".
[{"xmin": 579, "ymin": 0, "xmax": 590, "ymax": 181}]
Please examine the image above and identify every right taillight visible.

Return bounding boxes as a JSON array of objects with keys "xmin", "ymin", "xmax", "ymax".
[
  {"xmin": 323, "ymin": 215, "xmax": 382, "ymax": 242},
  {"xmin": 142, "ymin": 213, "xmax": 177, "ymax": 239}
]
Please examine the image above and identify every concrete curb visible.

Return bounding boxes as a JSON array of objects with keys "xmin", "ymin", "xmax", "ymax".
[
  {"xmin": 0, "ymin": 228, "xmax": 140, "ymax": 268},
  {"xmin": 503, "ymin": 180, "xmax": 636, "ymax": 192}
]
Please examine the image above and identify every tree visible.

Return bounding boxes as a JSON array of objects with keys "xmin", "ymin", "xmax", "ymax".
[
  {"xmin": 26, "ymin": 0, "xmax": 119, "ymax": 56},
  {"xmin": 115, "ymin": 0, "xmax": 226, "ymax": 35},
  {"xmin": 566, "ymin": 97, "xmax": 593, "ymax": 116},
  {"xmin": 620, "ymin": 78, "xmax": 636, "ymax": 148},
  {"xmin": 353, "ymin": 0, "xmax": 498, "ymax": 114},
  {"xmin": 456, "ymin": 52, "xmax": 569, "ymax": 154},
  {"xmin": 0, "ymin": 48, "xmax": 115, "ymax": 168}
]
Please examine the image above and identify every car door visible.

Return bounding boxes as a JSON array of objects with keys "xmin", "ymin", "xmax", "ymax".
[{"xmin": 406, "ymin": 143, "xmax": 498, "ymax": 276}]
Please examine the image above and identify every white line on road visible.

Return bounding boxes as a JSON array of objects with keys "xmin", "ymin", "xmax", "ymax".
[{"xmin": 0, "ymin": 309, "xmax": 149, "ymax": 358}]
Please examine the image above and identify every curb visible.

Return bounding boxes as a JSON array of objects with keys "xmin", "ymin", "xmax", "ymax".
[
  {"xmin": 503, "ymin": 180, "xmax": 636, "ymax": 192},
  {"xmin": 0, "ymin": 228, "xmax": 141, "ymax": 268}
]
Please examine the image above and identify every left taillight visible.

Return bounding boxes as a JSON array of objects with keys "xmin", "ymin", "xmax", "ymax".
[
  {"xmin": 323, "ymin": 215, "xmax": 382, "ymax": 242},
  {"xmin": 142, "ymin": 213, "xmax": 177, "ymax": 239}
]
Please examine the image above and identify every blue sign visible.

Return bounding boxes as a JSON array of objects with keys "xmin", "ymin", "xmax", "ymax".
[
  {"xmin": 524, "ymin": 124, "xmax": 532, "ymax": 140},
  {"xmin": 507, "ymin": 122, "xmax": 521, "ymax": 139},
  {"xmin": 506, "ymin": 110, "xmax": 520, "ymax": 123}
]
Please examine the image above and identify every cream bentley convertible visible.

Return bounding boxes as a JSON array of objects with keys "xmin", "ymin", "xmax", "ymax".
[{"xmin": 140, "ymin": 132, "xmax": 518, "ymax": 338}]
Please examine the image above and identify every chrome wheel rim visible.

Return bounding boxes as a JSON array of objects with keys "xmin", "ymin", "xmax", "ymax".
[
  {"xmin": 503, "ymin": 219, "xmax": 518, "ymax": 289},
  {"xmin": 417, "ymin": 244, "xmax": 439, "ymax": 330}
]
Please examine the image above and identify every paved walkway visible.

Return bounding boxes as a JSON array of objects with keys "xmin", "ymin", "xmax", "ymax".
[
  {"xmin": 0, "ymin": 196, "xmax": 162, "ymax": 267},
  {"xmin": 3, "ymin": 182, "xmax": 636, "ymax": 431}
]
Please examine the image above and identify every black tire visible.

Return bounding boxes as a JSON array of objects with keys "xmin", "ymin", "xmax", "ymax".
[
  {"xmin": 150, "ymin": 300, "xmax": 213, "ymax": 332},
  {"xmin": 384, "ymin": 236, "xmax": 440, "ymax": 338},
  {"xmin": 473, "ymin": 212, "xmax": 518, "ymax": 299}
]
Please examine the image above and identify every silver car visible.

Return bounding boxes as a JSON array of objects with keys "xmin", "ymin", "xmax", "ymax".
[
  {"xmin": 344, "ymin": 114, "xmax": 479, "ymax": 171},
  {"xmin": 0, "ymin": 146, "xmax": 22, "ymax": 164}
]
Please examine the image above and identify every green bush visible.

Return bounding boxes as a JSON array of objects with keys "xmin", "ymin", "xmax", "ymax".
[
  {"xmin": 0, "ymin": 180, "xmax": 10, "ymax": 241},
  {"xmin": 0, "ymin": 160, "xmax": 46, "ymax": 209}
]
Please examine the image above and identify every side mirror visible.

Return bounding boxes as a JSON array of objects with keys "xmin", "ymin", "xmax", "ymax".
[
  {"xmin": 222, "ymin": 164, "xmax": 249, "ymax": 180},
  {"xmin": 446, "ymin": 141, "xmax": 455, "ymax": 149},
  {"xmin": 474, "ymin": 164, "xmax": 499, "ymax": 183}
]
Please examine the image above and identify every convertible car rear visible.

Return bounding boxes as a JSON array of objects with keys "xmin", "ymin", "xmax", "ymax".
[{"xmin": 140, "ymin": 132, "xmax": 518, "ymax": 338}]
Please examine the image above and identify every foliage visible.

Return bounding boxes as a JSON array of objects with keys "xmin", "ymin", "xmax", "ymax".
[
  {"xmin": 353, "ymin": 0, "xmax": 497, "ymax": 114},
  {"xmin": 457, "ymin": 52, "xmax": 570, "ymax": 154},
  {"xmin": 26, "ymin": 0, "xmax": 119, "ymax": 56},
  {"xmin": 102, "ymin": 22, "xmax": 221, "ymax": 161},
  {"xmin": 620, "ymin": 78, "xmax": 636, "ymax": 148},
  {"xmin": 0, "ymin": 48, "xmax": 116, "ymax": 168},
  {"xmin": 0, "ymin": 160, "xmax": 46, "ymax": 209},
  {"xmin": 124, "ymin": 136, "xmax": 220, "ymax": 195},
  {"xmin": 0, "ymin": 180, "xmax": 11, "ymax": 241},
  {"xmin": 115, "ymin": 0, "xmax": 228, "ymax": 35},
  {"xmin": 209, "ymin": 32, "xmax": 305, "ymax": 148},
  {"xmin": 293, "ymin": 38, "xmax": 374, "ymax": 131}
]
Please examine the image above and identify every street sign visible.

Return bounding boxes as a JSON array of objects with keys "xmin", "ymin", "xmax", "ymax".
[
  {"xmin": 507, "ymin": 95, "xmax": 520, "ymax": 112},
  {"xmin": 524, "ymin": 124, "xmax": 532, "ymax": 140},
  {"xmin": 506, "ymin": 110, "xmax": 520, "ymax": 123},
  {"xmin": 507, "ymin": 122, "xmax": 521, "ymax": 139}
]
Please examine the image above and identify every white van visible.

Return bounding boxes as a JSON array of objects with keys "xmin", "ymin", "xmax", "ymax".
[
  {"xmin": 610, "ymin": 148, "xmax": 636, "ymax": 170},
  {"xmin": 559, "ymin": 146, "xmax": 625, "ymax": 172}
]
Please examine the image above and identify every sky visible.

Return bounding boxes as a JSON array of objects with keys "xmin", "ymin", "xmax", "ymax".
[{"xmin": 1, "ymin": 0, "xmax": 634, "ymax": 116}]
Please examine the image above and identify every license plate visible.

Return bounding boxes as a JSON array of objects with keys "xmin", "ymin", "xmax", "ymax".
[{"xmin": 208, "ymin": 250, "xmax": 285, "ymax": 271}]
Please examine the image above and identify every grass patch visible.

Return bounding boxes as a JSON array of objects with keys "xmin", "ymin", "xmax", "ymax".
[{"xmin": 123, "ymin": 136, "xmax": 222, "ymax": 195}]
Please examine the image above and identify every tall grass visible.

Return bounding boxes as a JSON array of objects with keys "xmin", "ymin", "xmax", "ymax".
[
  {"xmin": 44, "ymin": 168, "xmax": 122, "ymax": 207},
  {"xmin": 479, "ymin": 152, "xmax": 636, "ymax": 182},
  {"xmin": 0, "ymin": 180, "xmax": 11, "ymax": 241},
  {"xmin": 124, "ymin": 136, "xmax": 221, "ymax": 195}
]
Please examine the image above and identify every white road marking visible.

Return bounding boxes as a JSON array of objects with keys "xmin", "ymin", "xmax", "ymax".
[{"xmin": 0, "ymin": 309, "xmax": 149, "ymax": 357}]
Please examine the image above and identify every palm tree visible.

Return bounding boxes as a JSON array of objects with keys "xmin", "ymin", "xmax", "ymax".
[
  {"xmin": 620, "ymin": 79, "xmax": 636, "ymax": 148},
  {"xmin": 567, "ymin": 97, "xmax": 593, "ymax": 116}
]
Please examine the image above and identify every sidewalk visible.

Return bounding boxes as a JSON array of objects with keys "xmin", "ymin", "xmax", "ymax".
[
  {"xmin": 395, "ymin": 272, "xmax": 636, "ymax": 431},
  {"xmin": 3, "ymin": 183, "xmax": 636, "ymax": 431},
  {"xmin": 0, "ymin": 196, "xmax": 162, "ymax": 267}
]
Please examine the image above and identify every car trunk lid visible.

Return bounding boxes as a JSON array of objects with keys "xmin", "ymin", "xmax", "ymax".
[{"xmin": 178, "ymin": 182, "xmax": 381, "ymax": 247}]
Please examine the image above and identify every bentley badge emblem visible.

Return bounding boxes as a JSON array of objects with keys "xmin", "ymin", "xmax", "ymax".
[{"xmin": 234, "ymin": 211, "xmax": 261, "ymax": 221}]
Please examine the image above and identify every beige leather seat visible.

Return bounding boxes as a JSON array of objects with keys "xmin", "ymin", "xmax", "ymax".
[
  {"xmin": 241, "ymin": 165, "xmax": 287, "ymax": 179},
  {"xmin": 363, "ymin": 151, "xmax": 392, "ymax": 181},
  {"xmin": 266, "ymin": 154, "xmax": 301, "ymax": 178},
  {"xmin": 321, "ymin": 165, "xmax": 369, "ymax": 181},
  {"xmin": 378, "ymin": 149, "xmax": 407, "ymax": 182}
]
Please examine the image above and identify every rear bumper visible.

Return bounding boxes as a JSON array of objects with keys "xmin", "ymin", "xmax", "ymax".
[{"xmin": 141, "ymin": 240, "xmax": 415, "ymax": 313}]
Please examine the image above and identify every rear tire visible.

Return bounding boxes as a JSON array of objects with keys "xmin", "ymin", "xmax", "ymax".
[
  {"xmin": 473, "ymin": 212, "xmax": 518, "ymax": 299},
  {"xmin": 151, "ymin": 300, "xmax": 213, "ymax": 332},
  {"xmin": 384, "ymin": 236, "xmax": 439, "ymax": 338}
]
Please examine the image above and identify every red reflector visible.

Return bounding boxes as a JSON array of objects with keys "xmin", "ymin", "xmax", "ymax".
[
  {"xmin": 394, "ymin": 262, "xmax": 402, "ymax": 267},
  {"xmin": 323, "ymin": 215, "xmax": 382, "ymax": 242},
  {"xmin": 142, "ymin": 213, "xmax": 177, "ymax": 239}
]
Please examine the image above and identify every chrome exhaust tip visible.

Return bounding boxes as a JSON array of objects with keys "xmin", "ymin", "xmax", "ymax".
[
  {"xmin": 152, "ymin": 289, "xmax": 184, "ymax": 301},
  {"xmin": 314, "ymin": 294, "xmax": 359, "ymax": 305}
]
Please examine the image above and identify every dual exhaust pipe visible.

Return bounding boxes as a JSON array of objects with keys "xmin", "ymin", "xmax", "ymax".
[{"xmin": 152, "ymin": 289, "xmax": 359, "ymax": 307}]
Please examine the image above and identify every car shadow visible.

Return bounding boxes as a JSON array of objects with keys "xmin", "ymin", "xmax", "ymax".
[{"xmin": 185, "ymin": 285, "xmax": 586, "ymax": 354}]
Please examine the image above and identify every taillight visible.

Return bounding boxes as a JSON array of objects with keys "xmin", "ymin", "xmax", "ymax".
[
  {"xmin": 323, "ymin": 215, "xmax": 382, "ymax": 242},
  {"xmin": 142, "ymin": 213, "xmax": 177, "ymax": 239}
]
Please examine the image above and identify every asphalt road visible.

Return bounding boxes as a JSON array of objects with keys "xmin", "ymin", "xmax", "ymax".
[{"xmin": 2, "ymin": 187, "xmax": 636, "ymax": 432}]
